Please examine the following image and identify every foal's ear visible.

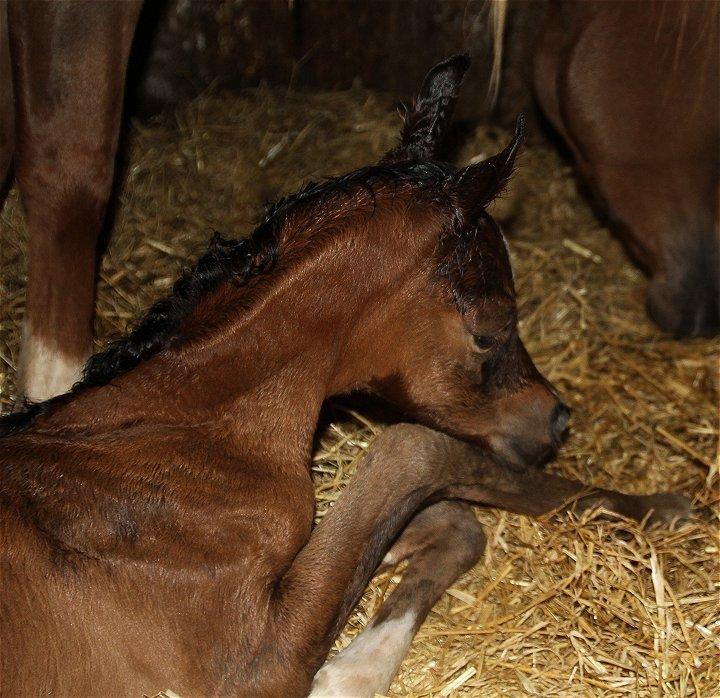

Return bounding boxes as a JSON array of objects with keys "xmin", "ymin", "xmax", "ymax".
[
  {"xmin": 383, "ymin": 54, "xmax": 471, "ymax": 163},
  {"xmin": 449, "ymin": 114, "xmax": 525, "ymax": 220}
]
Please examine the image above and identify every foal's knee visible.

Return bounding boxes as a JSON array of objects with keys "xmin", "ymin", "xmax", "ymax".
[
  {"xmin": 373, "ymin": 423, "xmax": 437, "ymax": 450},
  {"xmin": 441, "ymin": 503, "xmax": 486, "ymax": 570},
  {"xmin": 371, "ymin": 423, "xmax": 458, "ymax": 466}
]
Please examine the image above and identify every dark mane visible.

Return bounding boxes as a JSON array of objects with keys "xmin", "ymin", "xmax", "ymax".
[{"xmin": 0, "ymin": 160, "xmax": 455, "ymax": 438}]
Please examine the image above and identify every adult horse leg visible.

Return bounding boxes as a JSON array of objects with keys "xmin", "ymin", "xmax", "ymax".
[
  {"xmin": 8, "ymin": 0, "xmax": 142, "ymax": 401},
  {"xmin": 0, "ymin": 0, "xmax": 13, "ymax": 191},
  {"xmin": 532, "ymin": 0, "xmax": 574, "ymax": 151},
  {"xmin": 271, "ymin": 424, "xmax": 689, "ymax": 697}
]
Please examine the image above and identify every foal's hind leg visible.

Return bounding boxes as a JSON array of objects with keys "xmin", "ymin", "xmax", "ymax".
[
  {"xmin": 8, "ymin": 0, "xmax": 142, "ymax": 401},
  {"xmin": 310, "ymin": 501, "xmax": 485, "ymax": 698}
]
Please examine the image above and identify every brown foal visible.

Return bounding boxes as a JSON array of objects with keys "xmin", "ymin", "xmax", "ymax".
[{"xmin": 0, "ymin": 56, "xmax": 690, "ymax": 697}]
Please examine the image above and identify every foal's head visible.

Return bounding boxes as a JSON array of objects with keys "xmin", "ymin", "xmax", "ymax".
[
  {"xmin": 0, "ymin": 56, "xmax": 569, "ymax": 471},
  {"xmin": 330, "ymin": 56, "xmax": 569, "ymax": 470}
]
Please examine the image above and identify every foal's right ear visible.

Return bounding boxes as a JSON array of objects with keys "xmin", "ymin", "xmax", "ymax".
[
  {"xmin": 383, "ymin": 54, "xmax": 471, "ymax": 163},
  {"xmin": 449, "ymin": 114, "xmax": 525, "ymax": 221}
]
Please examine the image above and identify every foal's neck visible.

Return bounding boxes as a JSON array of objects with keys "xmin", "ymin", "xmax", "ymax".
[
  {"xmin": 44, "ymin": 274, "xmax": 337, "ymax": 450},
  {"xmin": 29, "ymin": 192, "xmax": 436, "ymax": 459}
]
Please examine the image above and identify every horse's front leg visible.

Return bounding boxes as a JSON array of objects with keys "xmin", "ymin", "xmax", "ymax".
[
  {"xmin": 0, "ymin": 1, "xmax": 13, "ymax": 192},
  {"xmin": 8, "ymin": 0, "xmax": 142, "ymax": 401}
]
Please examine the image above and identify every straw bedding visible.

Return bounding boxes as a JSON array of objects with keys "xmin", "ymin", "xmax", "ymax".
[{"xmin": 0, "ymin": 87, "xmax": 717, "ymax": 697}]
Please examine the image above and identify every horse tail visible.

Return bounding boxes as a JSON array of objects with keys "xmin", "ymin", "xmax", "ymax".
[{"xmin": 488, "ymin": 0, "xmax": 508, "ymax": 106}]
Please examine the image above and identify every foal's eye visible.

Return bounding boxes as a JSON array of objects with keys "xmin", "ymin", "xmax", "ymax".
[{"xmin": 473, "ymin": 334, "xmax": 496, "ymax": 351}]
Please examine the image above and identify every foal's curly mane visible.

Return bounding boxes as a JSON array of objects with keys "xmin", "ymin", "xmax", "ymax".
[{"xmin": 0, "ymin": 161, "xmax": 455, "ymax": 438}]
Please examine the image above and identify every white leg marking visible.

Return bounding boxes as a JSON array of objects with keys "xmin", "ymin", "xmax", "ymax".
[
  {"xmin": 309, "ymin": 610, "xmax": 417, "ymax": 698},
  {"xmin": 381, "ymin": 550, "xmax": 398, "ymax": 567},
  {"xmin": 19, "ymin": 328, "xmax": 87, "ymax": 401}
]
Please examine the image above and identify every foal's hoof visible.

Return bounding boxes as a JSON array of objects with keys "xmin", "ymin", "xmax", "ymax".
[{"xmin": 640, "ymin": 493, "xmax": 692, "ymax": 528}]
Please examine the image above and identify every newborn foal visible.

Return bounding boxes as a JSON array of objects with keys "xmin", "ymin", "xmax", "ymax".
[{"xmin": 0, "ymin": 56, "xmax": 689, "ymax": 697}]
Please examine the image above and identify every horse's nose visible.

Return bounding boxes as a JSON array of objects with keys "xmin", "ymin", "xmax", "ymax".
[
  {"xmin": 648, "ymin": 285, "xmax": 720, "ymax": 338},
  {"xmin": 550, "ymin": 402, "xmax": 571, "ymax": 445}
]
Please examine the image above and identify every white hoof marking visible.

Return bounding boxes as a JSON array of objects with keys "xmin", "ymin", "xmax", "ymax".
[
  {"xmin": 19, "ymin": 331, "xmax": 86, "ymax": 402},
  {"xmin": 310, "ymin": 610, "xmax": 416, "ymax": 698},
  {"xmin": 381, "ymin": 550, "xmax": 398, "ymax": 567}
]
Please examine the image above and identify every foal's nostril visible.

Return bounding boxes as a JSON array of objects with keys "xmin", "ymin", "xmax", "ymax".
[{"xmin": 550, "ymin": 402, "xmax": 571, "ymax": 445}]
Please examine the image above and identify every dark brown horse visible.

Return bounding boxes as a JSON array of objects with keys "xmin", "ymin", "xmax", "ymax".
[
  {"xmin": 0, "ymin": 0, "xmax": 142, "ymax": 401},
  {"xmin": 0, "ymin": 56, "xmax": 690, "ymax": 697},
  {"xmin": 527, "ymin": 0, "xmax": 718, "ymax": 337}
]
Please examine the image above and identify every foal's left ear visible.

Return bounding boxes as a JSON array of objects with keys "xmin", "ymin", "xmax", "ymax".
[
  {"xmin": 383, "ymin": 54, "xmax": 471, "ymax": 163},
  {"xmin": 449, "ymin": 114, "xmax": 525, "ymax": 221}
]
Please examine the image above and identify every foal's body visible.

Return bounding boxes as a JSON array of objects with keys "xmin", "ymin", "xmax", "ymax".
[
  {"xmin": 1, "ymin": 184, "xmax": 464, "ymax": 694},
  {"xmin": 1, "ymin": 57, "xmax": 690, "ymax": 697},
  {"xmin": 2, "ymin": 419, "xmax": 685, "ymax": 696},
  {"xmin": 2, "ymin": 431, "xmax": 310, "ymax": 695},
  {"xmin": 1, "ymin": 414, "xmax": 687, "ymax": 696}
]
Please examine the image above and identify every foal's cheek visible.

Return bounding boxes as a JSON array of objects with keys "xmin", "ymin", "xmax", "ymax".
[{"xmin": 423, "ymin": 390, "xmax": 498, "ymax": 443}]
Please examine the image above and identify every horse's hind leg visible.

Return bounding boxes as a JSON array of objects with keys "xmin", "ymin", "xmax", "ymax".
[
  {"xmin": 7, "ymin": 0, "xmax": 141, "ymax": 401},
  {"xmin": 310, "ymin": 501, "xmax": 485, "ymax": 697}
]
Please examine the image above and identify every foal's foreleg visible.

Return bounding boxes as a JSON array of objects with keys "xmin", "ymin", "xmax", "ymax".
[
  {"xmin": 310, "ymin": 501, "xmax": 485, "ymax": 697},
  {"xmin": 443, "ymin": 463, "xmax": 692, "ymax": 526},
  {"xmin": 272, "ymin": 424, "xmax": 690, "ymax": 698},
  {"xmin": 8, "ymin": 0, "xmax": 142, "ymax": 400},
  {"xmin": 308, "ymin": 460, "xmax": 691, "ymax": 698},
  {"xmin": 272, "ymin": 425, "xmax": 478, "ymax": 696}
]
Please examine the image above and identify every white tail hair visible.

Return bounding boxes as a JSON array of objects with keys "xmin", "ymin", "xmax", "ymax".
[{"xmin": 488, "ymin": 0, "xmax": 508, "ymax": 106}]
